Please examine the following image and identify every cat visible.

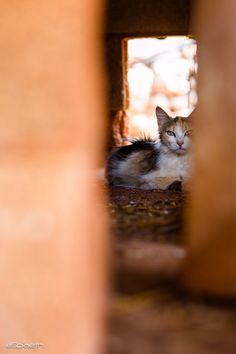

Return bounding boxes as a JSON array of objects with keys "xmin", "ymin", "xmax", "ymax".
[{"xmin": 106, "ymin": 106, "xmax": 193, "ymax": 190}]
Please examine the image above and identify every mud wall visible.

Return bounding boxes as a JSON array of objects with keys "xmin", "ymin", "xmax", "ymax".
[
  {"xmin": 0, "ymin": 1, "xmax": 108, "ymax": 353},
  {"xmin": 184, "ymin": 0, "xmax": 236, "ymax": 296},
  {"xmin": 105, "ymin": 0, "xmax": 191, "ymax": 147}
]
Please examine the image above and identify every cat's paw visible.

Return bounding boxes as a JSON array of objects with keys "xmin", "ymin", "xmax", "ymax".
[{"xmin": 167, "ymin": 180, "xmax": 182, "ymax": 191}]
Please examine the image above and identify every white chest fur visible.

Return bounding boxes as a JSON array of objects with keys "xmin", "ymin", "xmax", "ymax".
[
  {"xmin": 143, "ymin": 150, "xmax": 191, "ymax": 184},
  {"xmin": 157, "ymin": 152, "xmax": 191, "ymax": 178}
]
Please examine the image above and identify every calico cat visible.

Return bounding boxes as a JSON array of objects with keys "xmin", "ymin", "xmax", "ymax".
[{"xmin": 106, "ymin": 106, "xmax": 192, "ymax": 190}]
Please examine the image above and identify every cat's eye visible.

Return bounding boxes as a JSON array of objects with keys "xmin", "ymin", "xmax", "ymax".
[
  {"xmin": 166, "ymin": 130, "xmax": 175, "ymax": 137},
  {"xmin": 185, "ymin": 130, "xmax": 193, "ymax": 137}
]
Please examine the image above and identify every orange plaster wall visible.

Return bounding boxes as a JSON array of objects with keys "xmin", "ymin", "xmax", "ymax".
[{"xmin": 0, "ymin": 1, "xmax": 108, "ymax": 353}]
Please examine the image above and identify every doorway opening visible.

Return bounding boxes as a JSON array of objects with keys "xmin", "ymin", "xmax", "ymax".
[{"xmin": 126, "ymin": 37, "xmax": 197, "ymax": 139}]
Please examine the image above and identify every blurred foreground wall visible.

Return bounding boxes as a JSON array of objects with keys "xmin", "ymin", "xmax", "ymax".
[
  {"xmin": 185, "ymin": 0, "xmax": 236, "ymax": 296},
  {"xmin": 0, "ymin": 1, "xmax": 108, "ymax": 353}
]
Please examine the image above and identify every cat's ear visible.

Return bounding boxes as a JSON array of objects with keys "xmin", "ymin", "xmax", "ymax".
[{"xmin": 155, "ymin": 106, "xmax": 170, "ymax": 130}]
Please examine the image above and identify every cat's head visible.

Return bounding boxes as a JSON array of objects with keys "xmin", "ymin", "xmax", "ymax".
[{"xmin": 156, "ymin": 106, "xmax": 193, "ymax": 155}]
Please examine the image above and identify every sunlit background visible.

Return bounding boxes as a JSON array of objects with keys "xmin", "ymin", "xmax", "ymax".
[{"xmin": 127, "ymin": 37, "xmax": 197, "ymax": 139}]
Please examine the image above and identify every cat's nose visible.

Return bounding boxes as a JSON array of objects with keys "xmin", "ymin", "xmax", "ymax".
[{"xmin": 177, "ymin": 139, "xmax": 184, "ymax": 147}]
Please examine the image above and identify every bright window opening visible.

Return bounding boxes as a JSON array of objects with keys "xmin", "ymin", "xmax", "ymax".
[{"xmin": 127, "ymin": 37, "xmax": 197, "ymax": 139}]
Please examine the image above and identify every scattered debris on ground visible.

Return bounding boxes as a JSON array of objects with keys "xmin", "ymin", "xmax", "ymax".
[{"xmin": 107, "ymin": 187, "xmax": 236, "ymax": 354}]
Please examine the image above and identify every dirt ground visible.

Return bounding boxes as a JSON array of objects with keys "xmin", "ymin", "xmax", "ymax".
[{"xmin": 107, "ymin": 187, "xmax": 236, "ymax": 354}]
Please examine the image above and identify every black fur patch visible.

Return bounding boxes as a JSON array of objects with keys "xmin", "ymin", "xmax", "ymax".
[
  {"xmin": 167, "ymin": 180, "xmax": 182, "ymax": 191},
  {"xmin": 114, "ymin": 138, "xmax": 158, "ymax": 160},
  {"xmin": 106, "ymin": 138, "xmax": 159, "ymax": 183}
]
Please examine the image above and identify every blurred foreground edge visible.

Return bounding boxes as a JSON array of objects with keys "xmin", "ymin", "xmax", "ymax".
[
  {"xmin": 0, "ymin": 0, "xmax": 108, "ymax": 353},
  {"xmin": 184, "ymin": 0, "xmax": 236, "ymax": 297}
]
